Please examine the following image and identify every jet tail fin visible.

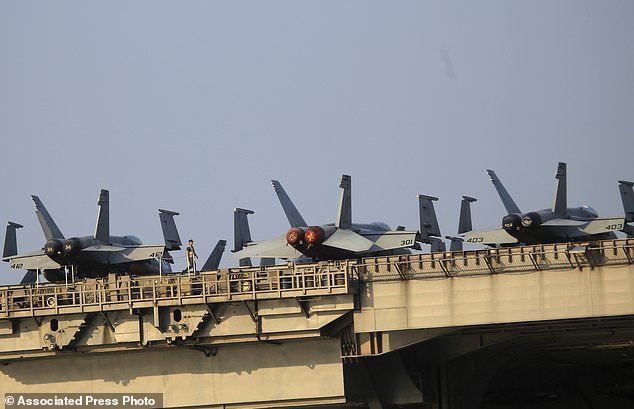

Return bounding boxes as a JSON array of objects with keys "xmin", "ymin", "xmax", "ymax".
[
  {"xmin": 271, "ymin": 180, "xmax": 308, "ymax": 227},
  {"xmin": 159, "ymin": 209, "xmax": 182, "ymax": 251},
  {"xmin": 458, "ymin": 196, "xmax": 477, "ymax": 234},
  {"xmin": 234, "ymin": 208, "xmax": 255, "ymax": 267},
  {"xmin": 335, "ymin": 175, "xmax": 352, "ymax": 229},
  {"xmin": 446, "ymin": 236, "xmax": 463, "ymax": 252},
  {"xmin": 3, "ymin": 222, "xmax": 24, "ymax": 259},
  {"xmin": 430, "ymin": 238, "xmax": 446, "ymax": 252},
  {"xmin": 260, "ymin": 258, "xmax": 275, "ymax": 267},
  {"xmin": 487, "ymin": 169, "xmax": 521, "ymax": 214},
  {"xmin": 552, "ymin": 162, "xmax": 567, "ymax": 215},
  {"xmin": 619, "ymin": 180, "xmax": 634, "ymax": 223},
  {"xmin": 20, "ymin": 270, "xmax": 38, "ymax": 285},
  {"xmin": 31, "ymin": 195, "xmax": 64, "ymax": 240},
  {"xmin": 417, "ymin": 195, "xmax": 442, "ymax": 242},
  {"xmin": 94, "ymin": 189, "xmax": 110, "ymax": 242},
  {"xmin": 202, "ymin": 240, "xmax": 226, "ymax": 270}
]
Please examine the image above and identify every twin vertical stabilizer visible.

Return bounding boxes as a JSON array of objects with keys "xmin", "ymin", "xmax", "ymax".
[
  {"xmin": 336, "ymin": 175, "xmax": 352, "ymax": 229},
  {"xmin": 487, "ymin": 170, "xmax": 521, "ymax": 214},
  {"xmin": 31, "ymin": 195, "xmax": 64, "ymax": 240},
  {"xmin": 552, "ymin": 162, "xmax": 567, "ymax": 215},
  {"xmin": 94, "ymin": 189, "xmax": 110, "ymax": 242},
  {"xmin": 3, "ymin": 222, "xmax": 23, "ymax": 258},
  {"xmin": 159, "ymin": 209, "xmax": 182, "ymax": 251},
  {"xmin": 271, "ymin": 180, "xmax": 308, "ymax": 227}
]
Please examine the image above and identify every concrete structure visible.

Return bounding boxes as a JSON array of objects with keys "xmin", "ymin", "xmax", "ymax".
[{"xmin": 1, "ymin": 239, "xmax": 633, "ymax": 408}]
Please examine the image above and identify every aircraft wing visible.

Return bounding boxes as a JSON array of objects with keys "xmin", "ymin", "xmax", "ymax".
[
  {"xmin": 542, "ymin": 217, "xmax": 626, "ymax": 237},
  {"xmin": 359, "ymin": 230, "xmax": 418, "ymax": 252},
  {"xmin": 461, "ymin": 228, "xmax": 518, "ymax": 245},
  {"xmin": 232, "ymin": 236, "xmax": 303, "ymax": 259},
  {"xmin": 3, "ymin": 250, "xmax": 62, "ymax": 270},
  {"xmin": 81, "ymin": 244, "xmax": 167, "ymax": 263}
]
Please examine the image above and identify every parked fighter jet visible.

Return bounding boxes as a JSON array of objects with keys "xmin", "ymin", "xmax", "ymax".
[
  {"xmin": 461, "ymin": 162, "xmax": 625, "ymax": 246},
  {"xmin": 232, "ymin": 175, "xmax": 420, "ymax": 261},
  {"xmin": 2, "ymin": 190, "xmax": 223, "ymax": 283}
]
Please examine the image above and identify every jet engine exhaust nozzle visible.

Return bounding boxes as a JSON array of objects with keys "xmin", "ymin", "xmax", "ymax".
[
  {"xmin": 62, "ymin": 238, "xmax": 82, "ymax": 256},
  {"xmin": 521, "ymin": 212, "xmax": 542, "ymax": 229},
  {"xmin": 502, "ymin": 214, "xmax": 522, "ymax": 232},
  {"xmin": 44, "ymin": 239, "xmax": 64, "ymax": 258},
  {"xmin": 305, "ymin": 226, "xmax": 325, "ymax": 246},
  {"xmin": 286, "ymin": 228, "xmax": 305, "ymax": 246}
]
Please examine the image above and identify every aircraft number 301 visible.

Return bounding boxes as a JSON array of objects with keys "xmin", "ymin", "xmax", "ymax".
[
  {"xmin": 466, "ymin": 237, "xmax": 484, "ymax": 243},
  {"xmin": 400, "ymin": 239, "xmax": 414, "ymax": 246},
  {"xmin": 605, "ymin": 223, "xmax": 623, "ymax": 231}
]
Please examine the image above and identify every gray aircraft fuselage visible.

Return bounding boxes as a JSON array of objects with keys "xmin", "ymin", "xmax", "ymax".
[
  {"xmin": 284, "ymin": 222, "xmax": 411, "ymax": 261},
  {"xmin": 41, "ymin": 234, "xmax": 168, "ymax": 281}
]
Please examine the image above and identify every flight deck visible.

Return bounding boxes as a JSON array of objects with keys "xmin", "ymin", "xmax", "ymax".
[{"xmin": 1, "ymin": 239, "xmax": 634, "ymax": 409}]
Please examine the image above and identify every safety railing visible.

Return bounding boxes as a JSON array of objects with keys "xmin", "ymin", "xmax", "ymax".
[
  {"xmin": 354, "ymin": 239, "xmax": 634, "ymax": 282},
  {"xmin": 0, "ymin": 263, "xmax": 350, "ymax": 318},
  {"xmin": 1, "ymin": 239, "xmax": 633, "ymax": 318}
]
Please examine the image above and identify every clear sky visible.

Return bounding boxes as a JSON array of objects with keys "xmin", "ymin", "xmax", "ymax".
[{"xmin": 1, "ymin": 1, "xmax": 633, "ymax": 284}]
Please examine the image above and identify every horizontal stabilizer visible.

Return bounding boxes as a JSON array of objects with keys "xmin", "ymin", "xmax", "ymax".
[
  {"xmin": 3, "ymin": 221, "xmax": 23, "ymax": 259},
  {"xmin": 619, "ymin": 181, "xmax": 634, "ymax": 223},
  {"xmin": 81, "ymin": 244, "xmax": 167, "ymax": 264},
  {"xmin": 417, "ymin": 195, "xmax": 441, "ymax": 242},
  {"xmin": 32, "ymin": 195, "xmax": 64, "ymax": 240},
  {"xmin": 232, "ymin": 236, "xmax": 303, "ymax": 260},
  {"xmin": 271, "ymin": 180, "xmax": 308, "ymax": 227},
  {"xmin": 323, "ymin": 228, "xmax": 374, "ymax": 252},
  {"xmin": 159, "ymin": 209, "xmax": 182, "ymax": 251},
  {"xmin": 4, "ymin": 251, "xmax": 62, "ymax": 270},
  {"xmin": 462, "ymin": 228, "xmax": 518, "ymax": 246},
  {"xmin": 487, "ymin": 169, "xmax": 521, "ymax": 214},
  {"xmin": 361, "ymin": 230, "xmax": 418, "ymax": 252},
  {"xmin": 202, "ymin": 240, "xmax": 226, "ymax": 271}
]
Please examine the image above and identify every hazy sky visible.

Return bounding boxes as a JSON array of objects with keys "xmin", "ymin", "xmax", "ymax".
[{"xmin": 1, "ymin": 1, "xmax": 633, "ymax": 284}]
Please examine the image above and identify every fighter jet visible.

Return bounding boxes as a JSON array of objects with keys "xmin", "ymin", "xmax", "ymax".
[
  {"xmin": 232, "ymin": 175, "xmax": 420, "ymax": 261},
  {"xmin": 2, "ymin": 190, "xmax": 223, "ymax": 283},
  {"xmin": 461, "ymin": 162, "xmax": 626, "ymax": 246}
]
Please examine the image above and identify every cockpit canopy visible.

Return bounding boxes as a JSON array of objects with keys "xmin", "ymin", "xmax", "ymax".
[{"xmin": 578, "ymin": 205, "xmax": 598, "ymax": 218}]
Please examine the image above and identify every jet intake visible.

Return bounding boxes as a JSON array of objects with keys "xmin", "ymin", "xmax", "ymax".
[
  {"xmin": 521, "ymin": 212, "xmax": 542, "ymax": 229},
  {"xmin": 285, "ymin": 228, "xmax": 305, "ymax": 246},
  {"xmin": 305, "ymin": 226, "xmax": 326, "ymax": 246},
  {"xmin": 502, "ymin": 214, "xmax": 522, "ymax": 232},
  {"xmin": 44, "ymin": 239, "xmax": 64, "ymax": 258}
]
